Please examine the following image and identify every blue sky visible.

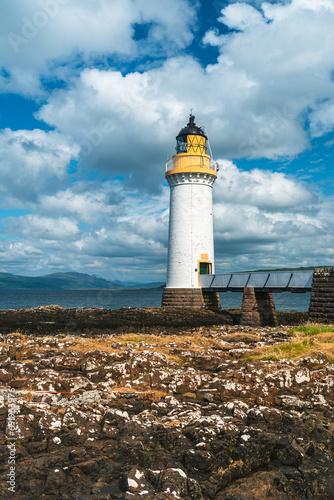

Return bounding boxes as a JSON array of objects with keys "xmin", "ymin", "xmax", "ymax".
[{"xmin": 0, "ymin": 0, "xmax": 333, "ymax": 283}]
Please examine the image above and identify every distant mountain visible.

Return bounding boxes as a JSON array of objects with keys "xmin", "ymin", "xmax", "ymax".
[
  {"xmin": 126, "ymin": 282, "xmax": 166, "ymax": 289},
  {"xmin": 0, "ymin": 272, "xmax": 116, "ymax": 290},
  {"xmin": 90, "ymin": 275, "xmax": 165, "ymax": 289},
  {"xmin": 0, "ymin": 272, "xmax": 165, "ymax": 290}
]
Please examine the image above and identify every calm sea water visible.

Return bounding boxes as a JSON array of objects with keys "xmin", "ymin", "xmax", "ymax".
[{"xmin": 0, "ymin": 289, "xmax": 311, "ymax": 312}]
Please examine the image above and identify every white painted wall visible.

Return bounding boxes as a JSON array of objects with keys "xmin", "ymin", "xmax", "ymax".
[{"xmin": 166, "ymin": 172, "xmax": 216, "ymax": 288}]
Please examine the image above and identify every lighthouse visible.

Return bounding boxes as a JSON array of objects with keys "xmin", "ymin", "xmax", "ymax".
[{"xmin": 162, "ymin": 114, "xmax": 221, "ymax": 310}]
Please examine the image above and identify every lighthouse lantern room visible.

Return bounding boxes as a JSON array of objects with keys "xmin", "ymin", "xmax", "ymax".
[{"xmin": 161, "ymin": 114, "xmax": 221, "ymax": 310}]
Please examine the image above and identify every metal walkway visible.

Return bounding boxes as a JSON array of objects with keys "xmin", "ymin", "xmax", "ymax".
[{"xmin": 200, "ymin": 270, "xmax": 314, "ymax": 293}]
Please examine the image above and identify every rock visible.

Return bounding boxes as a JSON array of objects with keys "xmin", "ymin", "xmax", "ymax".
[
  {"xmin": 215, "ymin": 470, "xmax": 289, "ymax": 499},
  {"xmin": 273, "ymin": 436, "xmax": 305, "ymax": 466},
  {"xmin": 279, "ymin": 395, "xmax": 312, "ymax": 409},
  {"xmin": 131, "ymin": 351, "xmax": 168, "ymax": 379},
  {"xmin": 0, "ymin": 308, "xmax": 333, "ymax": 499},
  {"xmin": 0, "ymin": 368, "xmax": 12, "ymax": 382}
]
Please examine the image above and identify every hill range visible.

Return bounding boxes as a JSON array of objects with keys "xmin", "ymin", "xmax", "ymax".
[{"xmin": 0, "ymin": 272, "xmax": 165, "ymax": 290}]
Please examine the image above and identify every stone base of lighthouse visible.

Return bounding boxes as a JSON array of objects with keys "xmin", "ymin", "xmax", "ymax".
[{"xmin": 161, "ymin": 288, "xmax": 221, "ymax": 312}]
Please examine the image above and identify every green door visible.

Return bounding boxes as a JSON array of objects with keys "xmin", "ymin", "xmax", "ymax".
[{"xmin": 199, "ymin": 262, "xmax": 211, "ymax": 275}]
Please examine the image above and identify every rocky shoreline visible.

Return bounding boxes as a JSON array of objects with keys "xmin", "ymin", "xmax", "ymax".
[
  {"xmin": 0, "ymin": 305, "xmax": 308, "ymax": 335},
  {"xmin": 0, "ymin": 306, "xmax": 333, "ymax": 499}
]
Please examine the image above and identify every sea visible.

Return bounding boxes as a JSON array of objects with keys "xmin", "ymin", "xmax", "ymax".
[{"xmin": 0, "ymin": 289, "xmax": 311, "ymax": 312}]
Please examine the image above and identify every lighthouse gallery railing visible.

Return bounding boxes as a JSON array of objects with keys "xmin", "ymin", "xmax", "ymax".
[
  {"xmin": 200, "ymin": 270, "xmax": 314, "ymax": 293},
  {"xmin": 166, "ymin": 155, "xmax": 219, "ymax": 173}
]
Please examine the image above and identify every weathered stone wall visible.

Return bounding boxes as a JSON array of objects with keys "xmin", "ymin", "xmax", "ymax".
[
  {"xmin": 162, "ymin": 288, "xmax": 221, "ymax": 312},
  {"xmin": 161, "ymin": 288, "xmax": 204, "ymax": 309},
  {"xmin": 240, "ymin": 287, "xmax": 278, "ymax": 327},
  {"xmin": 309, "ymin": 268, "xmax": 334, "ymax": 322},
  {"xmin": 202, "ymin": 291, "xmax": 221, "ymax": 312}
]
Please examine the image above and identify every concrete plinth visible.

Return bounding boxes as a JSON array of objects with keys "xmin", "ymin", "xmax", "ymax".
[
  {"xmin": 309, "ymin": 268, "xmax": 334, "ymax": 323},
  {"xmin": 240, "ymin": 287, "xmax": 278, "ymax": 327},
  {"xmin": 161, "ymin": 288, "xmax": 221, "ymax": 311}
]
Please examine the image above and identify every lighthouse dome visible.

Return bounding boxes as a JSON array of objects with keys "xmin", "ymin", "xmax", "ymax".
[{"xmin": 176, "ymin": 114, "xmax": 207, "ymax": 140}]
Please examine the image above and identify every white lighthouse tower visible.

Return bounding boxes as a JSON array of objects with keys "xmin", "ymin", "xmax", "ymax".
[{"xmin": 162, "ymin": 114, "xmax": 221, "ymax": 309}]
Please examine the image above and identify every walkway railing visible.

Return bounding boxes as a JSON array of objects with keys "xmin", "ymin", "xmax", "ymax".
[{"xmin": 200, "ymin": 270, "xmax": 314, "ymax": 293}]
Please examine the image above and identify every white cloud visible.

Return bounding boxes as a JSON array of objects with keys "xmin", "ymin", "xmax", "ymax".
[
  {"xmin": 39, "ymin": 187, "xmax": 119, "ymax": 225},
  {"xmin": 212, "ymin": 160, "xmax": 333, "ymax": 271},
  {"xmin": 0, "ymin": 0, "xmax": 333, "ymax": 280},
  {"xmin": 0, "ymin": 240, "xmax": 43, "ymax": 267},
  {"xmin": 202, "ymin": 28, "xmax": 226, "ymax": 47},
  {"xmin": 0, "ymin": 128, "xmax": 79, "ymax": 201},
  {"xmin": 309, "ymin": 100, "xmax": 334, "ymax": 137},
  {"xmin": 31, "ymin": 0, "xmax": 334, "ymax": 183},
  {"xmin": 3, "ymin": 214, "xmax": 80, "ymax": 240},
  {"xmin": 0, "ymin": 0, "xmax": 196, "ymax": 96},
  {"xmin": 0, "ymin": 159, "xmax": 331, "ymax": 280},
  {"xmin": 218, "ymin": 3, "xmax": 265, "ymax": 30},
  {"xmin": 214, "ymin": 160, "xmax": 316, "ymax": 210}
]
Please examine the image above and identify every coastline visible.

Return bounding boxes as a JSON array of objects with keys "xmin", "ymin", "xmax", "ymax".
[{"xmin": 0, "ymin": 305, "xmax": 308, "ymax": 336}]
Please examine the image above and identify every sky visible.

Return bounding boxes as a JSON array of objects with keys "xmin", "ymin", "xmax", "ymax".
[{"xmin": 0, "ymin": 0, "xmax": 333, "ymax": 284}]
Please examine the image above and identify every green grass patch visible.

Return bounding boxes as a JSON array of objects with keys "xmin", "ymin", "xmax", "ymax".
[
  {"xmin": 260, "ymin": 355, "xmax": 278, "ymax": 361},
  {"xmin": 272, "ymin": 339, "xmax": 315, "ymax": 357},
  {"xmin": 241, "ymin": 323, "xmax": 334, "ymax": 363},
  {"xmin": 291, "ymin": 325, "xmax": 334, "ymax": 337}
]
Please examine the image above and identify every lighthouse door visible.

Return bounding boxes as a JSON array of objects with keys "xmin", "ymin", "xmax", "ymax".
[{"xmin": 199, "ymin": 262, "xmax": 211, "ymax": 275}]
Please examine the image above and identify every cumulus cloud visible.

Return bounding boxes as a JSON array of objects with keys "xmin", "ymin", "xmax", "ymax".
[
  {"xmin": 212, "ymin": 160, "xmax": 333, "ymax": 272},
  {"xmin": 214, "ymin": 160, "xmax": 317, "ymax": 210},
  {"xmin": 0, "ymin": 158, "xmax": 332, "ymax": 280},
  {"xmin": 0, "ymin": 128, "xmax": 79, "ymax": 202},
  {"xmin": 3, "ymin": 214, "xmax": 80, "ymax": 240},
  {"xmin": 0, "ymin": 178, "xmax": 170, "ymax": 278},
  {"xmin": 0, "ymin": 0, "xmax": 333, "ymax": 280},
  {"xmin": 31, "ymin": 0, "xmax": 334, "ymax": 193},
  {"xmin": 202, "ymin": 28, "xmax": 225, "ymax": 47},
  {"xmin": 39, "ymin": 186, "xmax": 120, "ymax": 225},
  {"xmin": 309, "ymin": 99, "xmax": 334, "ymax": 137},
  {"xmin": 218, "ymin": 3, "xmax": 265, "ymax": 30},
  {"xmin": 0, "ymin": 240, "xmax": 43, "ymax": 268},
  {"xmin": 1, "ymin": 0, "xmax": 197, "ymax": 96}
]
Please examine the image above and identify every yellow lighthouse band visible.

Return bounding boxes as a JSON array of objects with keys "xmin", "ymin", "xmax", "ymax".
[{"xmin": 166, "ymin": 134, "xmax": 218, "ymax": 177}]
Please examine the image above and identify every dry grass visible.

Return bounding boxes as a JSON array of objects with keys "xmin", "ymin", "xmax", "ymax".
[
  {"xmin": 1, "ymin": 328, "xmax": 264, "ymax": 366},
  {"xmin": 6, "ymin": 324, "xmax": 334, "ymax": 365},
  {"xmin": 7, "ymin": 332, "xmax": 27, "ymax": 340},
  {"xmin": 109, "ymin": 387, "xmax": 166, "ymax": 401},
  {"xmin": 3, "ymin": 331, "xmax": 207, "ymax": 363},
  {"xmin": 221, "ymin": 333, "xmax": 261, "ymax": 343},
  {"xmin": 161, "ymin": 421, "xmax": 181, "ymax": 427},
  {"xmin": 110, "ymin": 386, "xmax": 145, "ymax": 392},
  {"xmin": 55, "ymin": 333, "xmax": 225, "ymax": 363},
  {"xmin": 21, "ymin": 392, "xmax": 34, "ymax": 402}
]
